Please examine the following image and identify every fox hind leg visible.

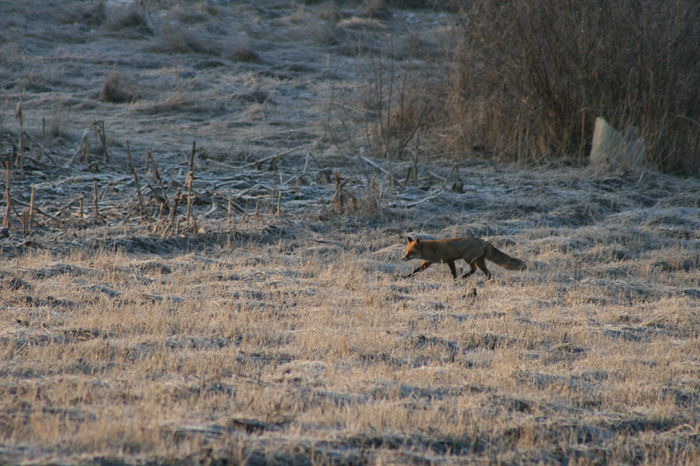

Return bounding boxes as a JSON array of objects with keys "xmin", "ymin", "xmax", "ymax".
[
  {"xmin": 475, "ymin": 257, "xmax": 492, "ymax": 280},
  {"xmin": 460, "ymin": 261, "xmax": 477, "ymax": 279}
]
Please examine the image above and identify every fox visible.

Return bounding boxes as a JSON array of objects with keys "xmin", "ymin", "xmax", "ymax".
[{"xmin": 401, "ymin": 236, "xmax": 526, "ymax": 280}]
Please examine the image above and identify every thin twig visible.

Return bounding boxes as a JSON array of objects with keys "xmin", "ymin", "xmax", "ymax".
[
  {"xmin": 92, "ymin": 181, "xmax": 99, "ymax": 221},
  {"xmin": 3, "ymin": 162, "xmax": 11, "ymax": 228},
  {"xmin": 126, "ymin": 141, "xmax": 145, "ymax": 217}
]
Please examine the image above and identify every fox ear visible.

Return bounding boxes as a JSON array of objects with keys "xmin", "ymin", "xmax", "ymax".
[
  {"xmin": 414, "ymin": 238, "xmax": 420, "ymax": 245},
  {"xmin": 406, "ymin": 236, "xmax": 414, "ymax": 243}
]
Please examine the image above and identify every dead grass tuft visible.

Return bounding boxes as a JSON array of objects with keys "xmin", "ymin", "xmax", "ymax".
[
  {"xmin": 104, "ymin": 4, "xmax": 152, "ymax": 35},
  {"xmin": 149, "ymin": 23, "xmax": 220, "ymax": 55},
  {"xmin": 228, "ymin": 46, "xmax": 261, "ymax": 63},
  {"xmin": 59, "ymin": 1, "xmax": 106, "ymax": 26},
  {"xmin": 99, "ymin": 72, "xmax": 139, "ymax": 103}
]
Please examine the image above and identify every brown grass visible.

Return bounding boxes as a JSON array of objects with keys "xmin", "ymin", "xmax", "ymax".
[
  {"xmin": 99, "ymin": 72, "xmax": 139, "ymax": 103},
  {"xmin": 1, "ymin": 162, "xmax": 698, "ymax": 464}
]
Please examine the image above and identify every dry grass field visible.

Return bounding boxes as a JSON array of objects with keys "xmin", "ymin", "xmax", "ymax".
[{"xmin": 1, "ymin": 1, "xmax": 699, "ymax": 464}]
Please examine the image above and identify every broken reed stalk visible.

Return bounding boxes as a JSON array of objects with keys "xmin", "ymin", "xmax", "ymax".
[
  {"xmin": 186, "ymin": 141, "xmax": 196, "ymax": 228},
  {"xmin": 168, "ymin": 188, "xmax": 181, "ymax": 236},
  {"xmin": 3, "ymin": 162, "xmax": 11, "ymax": 228},
  {"xmin": 28, "ymin": 185, "xmax": 35, "ymax": 230},
  {"xmin": 276, "ymin": 191, "xmax": 282, "ymax": 216},
  {"xmin": 146, "ymin": 150, "xmax": 168, "ymax": 203},
  {"xmin": 126, "ymin": 141, "xmax": 145, "ymax": 217},
  {"xmin": 92, "ymin": 182, "xmax": 99, "ymax": 221},
  {"xmin": 21, "ymin": 209, "xmax": 28, "ymax": 238},
  {"xmin": 39, "ymin": 117, "xmax": 46, "ymax": 162},
  {"xmin": 79, "ymin": 195, "xmax": 84, "ymax": 218},
  {"xmin": 95, "ymin": 120, "xmax": 109, "ymax": 163},
  {"xmin": 227, "ymin": 196, "xmax": 233, "ymax": 225},
  {"xmin": 69, "ymin": 130, "xmax": 90, "ymax": 166},
  {"xmin": 15, "ymin": 94, "xmax": 24, "ymax": 168}
]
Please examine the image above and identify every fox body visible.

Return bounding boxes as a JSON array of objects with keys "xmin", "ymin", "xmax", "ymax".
[{"xmin": 402, "ymin": 236, "xmax": 526, "ymax": 280}]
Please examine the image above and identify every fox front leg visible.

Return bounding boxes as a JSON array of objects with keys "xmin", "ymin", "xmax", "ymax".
[
  {"xmin": 405, "ymin": 261, "xmax": 432, "ymax": 278},
  {"xmin": 447, "ymin": 260, "xmax": 458, "ymax": 279}
]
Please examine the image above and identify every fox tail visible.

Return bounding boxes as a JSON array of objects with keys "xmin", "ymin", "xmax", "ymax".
[{"xmin": 486, "ymin": 245, "xmax": 527, "ymax": 271}]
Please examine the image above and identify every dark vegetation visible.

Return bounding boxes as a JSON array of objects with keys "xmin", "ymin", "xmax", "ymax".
[{"xmin": 439, "ymin": 0, "xmax": 700, "ymax": 175}]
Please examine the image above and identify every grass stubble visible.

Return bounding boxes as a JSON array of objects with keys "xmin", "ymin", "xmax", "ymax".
[{"xmin": 1, "ymin": 168, "xmax": 698, "ymax": 464}]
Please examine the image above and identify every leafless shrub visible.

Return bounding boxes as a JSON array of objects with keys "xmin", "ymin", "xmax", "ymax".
[
  {"xmin": 362, "ymin": 58, "xmax": 436, "ymax": 160},
  {"xmin": 443, "ymin": 0, "xmax": 700, "ymax": 175}
]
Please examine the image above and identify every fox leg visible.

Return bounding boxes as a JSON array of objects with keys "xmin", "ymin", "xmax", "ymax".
[
  {"xmin": 405, "ymin": 261, "xmax": 431, "ymax": 278},
  {"xmin": 474, "ymin": 257, "xmax": 492, "ymax": 280},
  {"xmin": 461, "ymin": 262, "xmax": 477, "ymax": 279},
  {"xmin": 447, "ymin": 260, "xmax": 458, "ymax": 279}
]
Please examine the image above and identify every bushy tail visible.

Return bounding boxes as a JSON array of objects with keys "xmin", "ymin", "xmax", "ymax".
[{"xmin": 486, "ymin": 245, "xmax": 527, "ymax": 270}]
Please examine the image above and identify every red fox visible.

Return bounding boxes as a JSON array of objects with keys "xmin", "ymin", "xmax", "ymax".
[{"xmin": 402, "ymin": 236, "xmax": 526, "ymax": 280}]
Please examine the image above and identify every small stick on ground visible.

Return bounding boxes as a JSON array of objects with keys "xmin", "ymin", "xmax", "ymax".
[
  {"xmin": 14, "ymin": 197, "xmax": 60, "ymax": 223},
  {"xmin": 247, "ymin": 145, "xmax": 303, "ymax": 170}
]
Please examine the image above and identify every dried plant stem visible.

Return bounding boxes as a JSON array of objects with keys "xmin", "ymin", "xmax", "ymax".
[
  {"xmin": 186, "ymin": 141, "xmax": 196, "ymax": 228},
  {"xmin": 126, "ymin": 142, "xmax": 145, "ymax": 217},
  {"xmin": 3, "ymin": 162, "xmax": 11, "ymax": 228},
  {"xmin": 92, "ymin": 182, "xmax": 99, "ymax": 221},
  {"xmin": 227, "ymin": 196, "xmax": 233, "ymax": 225},
  {"xmin": 167, "ymin": 188, "xmax": 181, "ymax": 237},
  {"xmin": 39, "ymin": 117, "xmax": 46, "ymax": 162},
  {"xmin": 28, "ymin": 185, "xmax": 35, "ymax": 230},
  {"xmin": 15, "ymin": 96, "xmax": 24, "ymax": 168},
  {"xmin": 95, "ymin": 120, "xmax": 109, "ymax": 163},
  {"xmin": 21, "ymin": 209, "xmax": 28, "ymax": 238}
]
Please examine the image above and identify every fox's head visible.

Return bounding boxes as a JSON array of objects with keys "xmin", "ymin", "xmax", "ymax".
[{"xmin": 402, "ymin": 237, "xmax": 421, "ymax": 261}]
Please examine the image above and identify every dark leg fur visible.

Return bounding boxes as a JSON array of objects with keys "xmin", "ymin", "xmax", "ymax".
[
  {"xmin": 447, "ymin": 260, "xmax": 457, "ymax": 279},
  {"xmin": 460, "ymin": 255, "xmax": 492, "ymax": 280},
  {"xmin": 461, "ymin": 262, "xmax": 477, "ymax": 279},
  {"xmin": 475, "ymin": 257, "xmax": 492, "ymax": 280},
  {"xmin": 405, "ymin": 261, "xmax": 431, "ymax": 278}
]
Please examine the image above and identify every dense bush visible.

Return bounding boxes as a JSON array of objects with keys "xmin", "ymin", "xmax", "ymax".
[{"xmin": 444, "ymin": 0, "xmax": 700, "ymax": 175}]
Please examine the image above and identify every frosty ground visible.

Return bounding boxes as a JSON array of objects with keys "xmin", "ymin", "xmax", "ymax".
[{"xmin": 0, "ymin": 1, "xmax": 698, "ymax": 464}]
